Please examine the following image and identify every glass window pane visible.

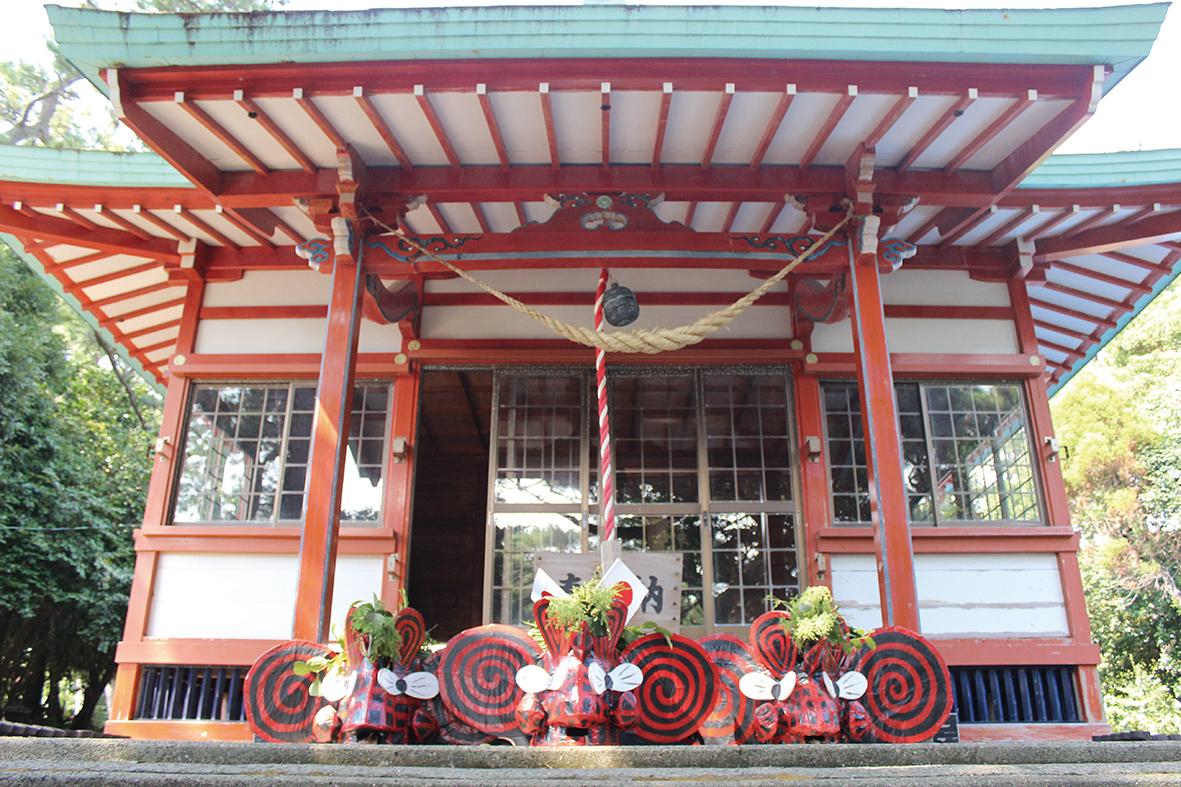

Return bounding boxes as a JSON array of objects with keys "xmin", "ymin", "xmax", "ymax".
[
  {"xmin": 923, "ymin": 383, "xmax": 1041, "ymax": 523},
  {"xmin": 173, "ymin": 382, "xmax": 390, "ymax": 525},
  {"xmin": 821, "ymin": 381, "xmax": 935, "ymax": 526}
]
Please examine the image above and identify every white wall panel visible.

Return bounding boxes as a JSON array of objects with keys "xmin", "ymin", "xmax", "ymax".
[
  {"xmin": 146, "ymin": 553, "xmax": 384, "ymax": 640},
  {"xmin": 881, "ymin": 270, "xmax": 1010, "ymax": 307},
  {"xmin": 204, "ymin": 270, "xmax": 330, "ymax": 307},
  {"xmin": 830, "ymin": 552, "xmax": 1069, "ymax": 637},
  {"xmin": 195, "ymin": 318, "xmax": 327, "ymax": 353},
  {"xmin": 885, "ymin": 318, "xmax": 1018, "ymax": 353},
  {"xmin": 804, "ymin": 317, "xmax": 1017, "ymax": 354},
  {"xmin": 422, "ymin": 304, "xmax": 789, "ymax": 340}
]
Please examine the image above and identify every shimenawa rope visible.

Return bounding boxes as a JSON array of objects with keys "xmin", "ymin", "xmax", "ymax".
[{"xmin": 363, "ymin": 205, "xmax": 853, "ymax": 355}]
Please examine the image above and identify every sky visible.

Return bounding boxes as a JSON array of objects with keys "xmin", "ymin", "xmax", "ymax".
[{"xmin": 5, "ymin": 0, "xmax": 1181, "ymax": 154}]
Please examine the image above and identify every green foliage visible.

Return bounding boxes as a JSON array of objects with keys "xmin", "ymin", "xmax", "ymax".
[
  {"xmin": 620, "ymin": 620, "xmax": 673, "ymax": 648},
  {"xmin": 543, "ymin": 573, "xmax": 620, "ymax": 638},
  {"xmin": 770, "ymin": 586, "xmax": 874, "ymax": 655},
  {"xmin": 1053, "ymin": 275, "xmax": 1181, "ymax": 731},
  {"xmin": 0, "ymin": 248, "xmax": 157, "ymax": 729},
  {"xmin": 1105, "ymin": 664, "xmax": 1181, "ymax": 735},
  {"xmin": 349, "ymin": 596, "xmax": 404, "ymax": 666}
]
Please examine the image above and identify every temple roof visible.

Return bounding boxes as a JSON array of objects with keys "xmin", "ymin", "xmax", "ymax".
[
  {"xmin": 48, "ymin": 4, "xmax": 1167, "ymax": 97},
  {"xmin": 0, "ymin": 4, "xmax": 1176, "ymax": 392}
]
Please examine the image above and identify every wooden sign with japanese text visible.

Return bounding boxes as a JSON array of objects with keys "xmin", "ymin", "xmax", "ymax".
[{"xmin": 534, "ymin": 552, "xmax": 682, "ymax": 632}]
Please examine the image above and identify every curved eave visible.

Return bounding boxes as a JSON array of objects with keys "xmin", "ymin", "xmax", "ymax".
[
  {"xmin": 1048, "ymin": 259, "xmax": 1181, "ymax": 396},
  {"xmin": 0, "ymin": 145, "xmax": 192, "ymax": 189},
  {"xmin": 1020, "ymin": 148, "xmax": 1181, "ymax": 190},
  {"xmin": 0, "ymin": 232, "xmax": 165, "ymax": 393},
  {"xmin": 46, "ymin": 3, "xmax": 1167, "ymax": 97}
]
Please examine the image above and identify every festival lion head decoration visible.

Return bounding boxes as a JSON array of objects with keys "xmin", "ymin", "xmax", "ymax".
[
  {"xmin": 701, "ymin": 586, "xmax": 953, "ymax": 745},
  {"xmin": 437, "ymin": 564, "xmax": 719, "ymax": 746},
  {"xmin": 242, "ymin": 600, "xmax": 446, "ymax": 745}
]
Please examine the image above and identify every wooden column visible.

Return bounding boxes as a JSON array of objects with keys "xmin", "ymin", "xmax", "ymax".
[
  {"xmin": 846, "ymin": 217, "xmax": 920, "ymax": 630},
  {"xmin": 293, "ymin": 219, "xmax": 366, "ymax": 642},
  {"xmin": 793, "ymin": 370, "xmax": 834, "ymax": 589},
  {"xmin": 1009, "ymin": 275, "xmax": 1105, "ymax": 723},
  {"xmin": 380, "ymin": 366, "xmax": 421, "ymax": 609},
  {"xmin": 109, "ymin": 277, "xmax": 204, "ymax": 725}
]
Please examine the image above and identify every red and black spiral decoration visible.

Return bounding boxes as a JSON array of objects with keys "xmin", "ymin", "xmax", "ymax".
[
  {"xmin": 750, "ymin": 611, "xmax": 798, "ymax": 676},
  {"xmin": 621, "ymin": 633, "xmax": 719, "ymax": 744},
  {"xmin": 437, "ymin": 624, "xmax": 541, "ymax": 734},
  {"xmin": 394, "ymin": 607, "xmax": 427, "ymax": 665},
  {"xmin": 244, "ymin": 639, "xmax": 333, "ymax": 743},
  {"xmin": 699, "ymin": 635, "xmax": 758, "ymax": 745},
  {"xmin": 852, "ymin": 626, "xmax": 953, "ymax": 744}
]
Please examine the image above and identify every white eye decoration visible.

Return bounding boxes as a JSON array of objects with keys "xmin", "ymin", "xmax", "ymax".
[
  {"xmin": 377, "ymin": 668, "xmax": 440, "ymax": 700},
  {"xmin": 515, "ymin": 664, "xmax": 552, "ymax": 695},
  {"xmin": 318, "ymin": 669, "xmax": 357, "ymax": 703},
  {"xmin": 739, "ymin": 670, "xmax": 797, "ymax": 702},
  {"xmin": 588, "ymin": 662, "xmax": 644, "ymax": 694},
  {"xmin": 822, "ymin": 672, "xmax": 836, "ymax": 697},
  {"xmin": 835, "ymin": 670, "xmax": 868, "ymax": 700}
]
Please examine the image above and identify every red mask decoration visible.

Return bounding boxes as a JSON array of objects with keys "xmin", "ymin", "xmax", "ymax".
[
  {"xmin": 336, "ymin": 605, "xmax": 439, "ymax": 744},
  {"xmin": 703, "ymin": 611, "xmax": 954, "ymax": 745},
  {"xmin": 438, "ymin": 584, "xmax": 719, "ymax": 746}
]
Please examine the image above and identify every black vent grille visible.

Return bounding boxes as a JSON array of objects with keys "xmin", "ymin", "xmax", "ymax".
[
  {"xmin": 134, "ymin": 665, "xmax": 247, "ymax": 722},
  {"xmin": 950, "ymin": 665, "xmax": 1080, "ymax": 724}
]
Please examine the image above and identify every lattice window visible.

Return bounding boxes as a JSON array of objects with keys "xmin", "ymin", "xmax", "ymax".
[
  {"xmin": 173, "ymin": 382, "xmax": 390, "ymax": 525},
  {"xmin": 820, "ymin": 381, "xmax": 1042, "ymax": 526},
  {"xmin": 486, "ymin": 369, "xmax": 801, "ymax": 632}
]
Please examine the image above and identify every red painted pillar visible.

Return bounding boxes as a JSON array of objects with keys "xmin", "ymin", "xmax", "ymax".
[
  {"xmin": 846, "ymin": 222, "xmax": 920, "ymax": 630},
  {"xmin": 380, "ymin": 367, "xmax": 421, "ymax": 610},
  {"xmin": 293, "ymin": 225, "xmax": 366, "ymax": 642},
  {"xmin": 109, "ymin": 278, "xmax": 203, "ymax": 727},
  {"xmin": 793, "ymin": 370, "xmax": 834, "ymax": 589}
]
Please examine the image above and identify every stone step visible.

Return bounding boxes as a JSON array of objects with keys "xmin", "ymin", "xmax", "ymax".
[{"xmin": 2, "ymin": 739, "xmax": 1180, "ymax": 785}]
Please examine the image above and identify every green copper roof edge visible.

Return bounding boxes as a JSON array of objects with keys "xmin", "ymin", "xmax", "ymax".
[
  {"xmin": 0, "ymin": 233, "xmax": 165, "ymax": 393},
  {"xmin": 1049, "ymin": 258, "xmax": 1181, "ymax": 398},
  {"xmin": 46, "ymin": 3, "xmax": 1167, "ymax": 98},
  {"xmin": 3, "ymin": 142, "xmax": 1181, "ymax": 192},
  {"xmin": 0, "ymin": 145, "xmax": 193, "ymax": 189}
]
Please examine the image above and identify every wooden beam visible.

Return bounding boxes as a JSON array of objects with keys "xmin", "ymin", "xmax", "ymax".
[
  {"xmin": 701, "ymin": 83, "xmax": 735, "ymax": 168},
  {"xmin": 976, "ymin": 207, "xmax": 1036, "ymax": 248},
  {"xmin": 601, "ymin": 82, "xmax": 612, "ymax": 168},
  {"xmin": 292, "ymin": 227, "xmax": 366, "ymax": 642},
  {"xmin": 897, "ymin": 90, "xmax": 976, "ymax": 171},
  {"xmin": 174, "ymin": 92, "xmax": 268, "ymax": 175},
  {"xmin": 847, "ymin": 224, "xmax": 920, "ymax": 630},
  {"xmin": 863, "ymin": 89, "xmax": 916, "ymax": 147},
  {"xmin": 0, "ymin": 204, "xmax": 181, "ymax": 262},
  {"xmin": 293, "ymin": 87, "xmax": 347, "ymax": 149},
  {"xmin": 236, "ymin": 91, "xmax": 316, "ymax": 173},
  {"xmin": 651, "ymin": 83, "xmax": 673, "ymax": 168},
  {"xmin": 944, "ymin": 91, "xmax": 1036, "ymax": 173},
  {"xmin": 750, "ymin": 85, "xmax": 796, "ymax": 169},
  {"xmin": 476, "ymin": 84, "xmax": 510, "ymax": 169},
  {"xmin": 1037, "ymin": 208, "xmax": 1181, "ymax": 261},
  {"xmin": 539, "ymin": 84, "xmax": 559, "ymax": 169},
  {"xmin": 800, "ymin": 86, "xmax": 856, "ymax": 170},
  {"xmin": 173, "ymin": 207, "xmax": 240, "ymax": 250},
  {"xmin": 1047, "ymin": 260, "xmax": 1153, "ymax": 295},
  {"xmin": 353, "ymin": 88, "xmax": 413, "ymax": 169},
  {"xmin": 415, "ymin": 85, "xmax": 460, "ymax": 167},
  {"xmin": 109, "ymin": 70, "xmax": 223, "ymax": 194}
]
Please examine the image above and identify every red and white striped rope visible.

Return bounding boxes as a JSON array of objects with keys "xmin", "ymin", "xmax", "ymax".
[{"xmin": 594, "ymin": 268, "xmax": 616, "ymax": 544}]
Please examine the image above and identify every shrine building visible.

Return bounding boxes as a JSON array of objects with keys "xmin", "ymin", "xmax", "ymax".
[{"xmin": 1, "ymin": 2, "xmax": 1178, "ymax": 742}]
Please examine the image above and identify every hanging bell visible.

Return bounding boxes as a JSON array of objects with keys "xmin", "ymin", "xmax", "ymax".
[{"xmin": 603, "ymin": 282, "xmax": 640, "ymax": 327}]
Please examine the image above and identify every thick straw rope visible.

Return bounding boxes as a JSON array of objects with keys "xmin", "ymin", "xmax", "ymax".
[{"xmin": 366, "ymin": 207, "xmax": 853, "ymax": 355}]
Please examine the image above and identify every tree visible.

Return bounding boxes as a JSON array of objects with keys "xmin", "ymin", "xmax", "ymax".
[
  {"xmin": 1053, "ymin": 276, "xmax": 1181, "ymax": 730},
  {"xmin": 0, "ymin": 0, "xmax": 283, "ymax": 730}
]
